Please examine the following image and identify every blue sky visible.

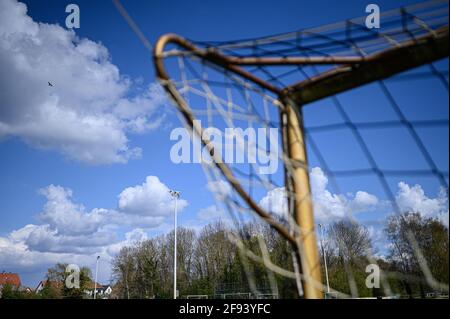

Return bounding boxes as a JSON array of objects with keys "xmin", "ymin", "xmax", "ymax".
[{"xmin": 0, "ymin": 0, "xmax": 448, "ymax": 287}]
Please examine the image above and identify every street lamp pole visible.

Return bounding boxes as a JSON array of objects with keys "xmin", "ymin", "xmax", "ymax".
[
  {"xmin": 169, "ymin": 190, "xmax": 180, "ymax": 299},
  {"xmin": 319, "ymin": 224, "xmax": 330, "ymax": 295},
  {"xmin": 94, "ymin": 255, "xmax": 100, "ymax": 299}
]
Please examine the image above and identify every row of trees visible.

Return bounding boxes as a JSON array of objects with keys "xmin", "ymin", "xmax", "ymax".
[
  {"xmin": 39, "ymin": 263, "xmax": 93, "ymax": 299},
  {"xmin": 385, "ymin": 212, "xmax": 449, "ymax": 297},
  {"xmin": 1, "ymin": 263, "xmax": 93, "ymax": 299},
  {"xmin": 112, "ymin": 212, "xmax": 449, "ymax": 298},
  {"xmin": 3, "ymin": 211, "xmax": 445, "ymax": 299},
  {"xmin": 112, "ymin": 221, "xmax": 298, "ymax": 299},
  {"xmin": 320, "ymin": 212, "xmax": 449, "ymax": 297}
]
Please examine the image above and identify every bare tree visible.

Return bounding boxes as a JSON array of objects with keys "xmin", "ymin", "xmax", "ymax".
[
  {"xmin": 329, "ymin": 220, "xmax": 372, "ymax": 263},
  {"xmin": 386, "ymin": 212, "xmax": 449, "ymax": 297}
]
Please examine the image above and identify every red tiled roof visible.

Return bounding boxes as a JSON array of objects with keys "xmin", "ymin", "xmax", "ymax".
[
  {"xmin": 86, "ymin": 281, "xmax": 103, "ymax": 289},
  {"xmin": 0, "ymin": 273, "xmax": 21, "ymax": 288}
]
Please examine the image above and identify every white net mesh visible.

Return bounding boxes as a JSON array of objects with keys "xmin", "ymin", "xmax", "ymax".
[{"xmin": 115, "ymin": 0, "xmax": 449, "ymax": 298}]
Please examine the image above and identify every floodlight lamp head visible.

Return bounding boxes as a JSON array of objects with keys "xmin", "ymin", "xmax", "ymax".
[{"xmin": 169, "ymin": 190, "xmax": 181, "ymax": 198}]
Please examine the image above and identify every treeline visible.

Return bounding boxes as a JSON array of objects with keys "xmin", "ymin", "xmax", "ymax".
[
  {"xmin": 318, "ymin": 212, "xmax": 448, "ymax": 298},
  {"xmin": 112, "ymin": 212, "xmax": 449, "ymax": 299},
  {"xmin": 1, "ymin": 264, "xmax": 93, "ymax": 299},
  {"xmin": 112, "ymin": 221, "xmax": 297, "ymax": 299}
]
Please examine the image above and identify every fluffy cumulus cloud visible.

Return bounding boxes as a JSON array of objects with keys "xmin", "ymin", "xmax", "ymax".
[
  {"xmin": 0, "ymin": 226, "xmax": 145, "ymax": 285},
  {"xmin": 310, "ymin": 167, "xmax": 379, "ymax": 221},
  {"xmin": 197, "ymin": 205, "xmax": 228, "ymax": 221},
  {"xmin": 259, "ymin": 187, "xmax": 288, "ymax": 217},
  {"xmin": 395, "ymin": 182, "xmax": 449, "ymax": 227},
  {"xmin": 0, "ymin": 0, "xmax": 167, "ymax": 164},
  {"xmin": 259, "ymin": 167, "xmax": 379, "ymax": 222},
  {"xmin": 9, "ymin": 224, "xmax": 116, "ymax": 254},
  {"xmin": 257, "ymin": 168, "xmax": 448, "ymax": 230},
  {"xmin": 106, "ymin": 228, "xmax": 148, "ymax": 257},
  {"xmin": 38, "ymin": 185, "xmax": 105, "ymax": 236},
  {"xmin": 0, "ymin": 234, "xmax": 94, "ymax": 270},
  {"xmin": 206, "ymin": 180, "xmax": 232, "ymax": 199},
  {"xmin": 0, "ymin": 176, "xmax": 186, "ymax": 282},
  {"xmin": 118, "ymin": 176, "xmax": 188, "ymax": 216}
]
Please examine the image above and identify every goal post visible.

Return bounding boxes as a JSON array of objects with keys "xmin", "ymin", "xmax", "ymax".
[{"xmin": 283, "ymin": 98, "xmax": 323, "ymax": 298}]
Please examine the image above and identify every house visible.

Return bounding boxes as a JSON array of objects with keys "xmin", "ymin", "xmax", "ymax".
[
  {"xmin": 0, "ymin": 272, "xmax": 21, "ymax": 289},
  {"xmin": 35, "ymin": 280, "xmax": 63, "ymax": 294},
  {"xmin": 95, "ymin": 285, "xmax": 113, "ymax": 297},
  {"xmin": 21, "ymin": 287, "xmax": 33, "ymax": 294},
  {"xmin": 85, "ymin": 282, "xmax": 113, "ymax": 299},
  {"xmin": 35, "ymin": 280, "xmax": 46, "ymax": 293},
  {"xmin": 0, "ymin": 272, "xmax": 22, "ymax": 297},
  {"xmin": 35, "ymin": 279, "xmax": 113, "ymax": 298}
]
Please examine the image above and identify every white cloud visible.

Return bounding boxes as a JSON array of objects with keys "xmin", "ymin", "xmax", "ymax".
[
  {"xmin": 35, "ymin": 176, "xmax": 186, "ymax": 238},
  {"xmin": 0, "ymin": 175, "xmax": 186, "ymax": 283},
  {"xmin": 309, "ymin": 168, "xmax": 346, "ymax": 221},
  {"xmin": 10, "ymin": 224, "xmax": 116, "ymax": 254},
  {"xmin": 197, "ymin": 205, "xmax": 228, "ymax": 221},
  {"xmin": 438, "ymin": 213, "xmax": 449, "ymax": 228},
  {"xmin": 396, "ymin": 182, "xmax": 448, "ymax": 216},
  {"xmin": 118, "ymin": 176, "xmax": 188, "ymax": 216},
  {"xmin": 181, "ymin": 205, "xmax": 231, "ymax": 234},
  {"xmin": 259, "ymin": 187, "xmax": 288, "ymax": 217},
  {"xmin": 366, "ymin": 224, "xmax": 389, "ymax": 255},
  {"xmin": 0, "ymin": 230, "xmax": 114, "ymax": 285},
  {"xmin": 38, "ymin": 185, "xmax": 105, "ymax": 236},
  {"xmin": 395, "ymin": 181, "xmax": 448, "ymax": 227},
  {"xmin": 106, "ymin": 228, "xmax": 148, "ymax": 256},
  {"xmin": 206, "ymin": 180, "xmax": 232, "ymax": 200},
  {"xmin": 0, "ymin": 234, "xmax": 93, "ymax": 269},
  {"xmin": 310, "ymin": 167, "xmax": 379, "ymax": 221},
  {"xmin": 35, "ymin": 176, "xmax": 186, "ymax": 237},
  {"xmin": 258, "ymin": 167, "xmax": 379, "ymax": 222},
  {"xmin": 348, "ymin": 191, "xmax": 379, "ymax": 213},
  {"xmin": 0, "ymin": 0, "xmax": 167, "ymax": 164}
]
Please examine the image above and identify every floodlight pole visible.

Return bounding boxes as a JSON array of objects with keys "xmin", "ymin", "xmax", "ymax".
[
  {"xmin": 94, "ymin": 255, "xmax": 100, "ymax": 299},
  {"xmin": 284, "ymin": 98, "xmax": 323, "ymax": 299},
  {"xmin": 319, "ymin": 224, "xmax": 330, "ymax": 294},
  {"xmin": 170, "ymin": 190, "xmax": 180, "ymax": 299}
]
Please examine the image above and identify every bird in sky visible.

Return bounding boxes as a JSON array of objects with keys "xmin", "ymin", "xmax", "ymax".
[{"xmin": 48, "ymin": 81, "xmax": 53, "ymax": 87}]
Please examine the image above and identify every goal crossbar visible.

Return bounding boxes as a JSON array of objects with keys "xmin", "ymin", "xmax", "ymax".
[{"xmin": 155, "ymin": 29, "xmax": 448, "ymax": 106}]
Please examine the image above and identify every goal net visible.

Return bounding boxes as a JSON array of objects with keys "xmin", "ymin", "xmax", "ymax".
[{"xmin": 152, "ymin": 0, "xmax": 449, "ymax": 298}]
